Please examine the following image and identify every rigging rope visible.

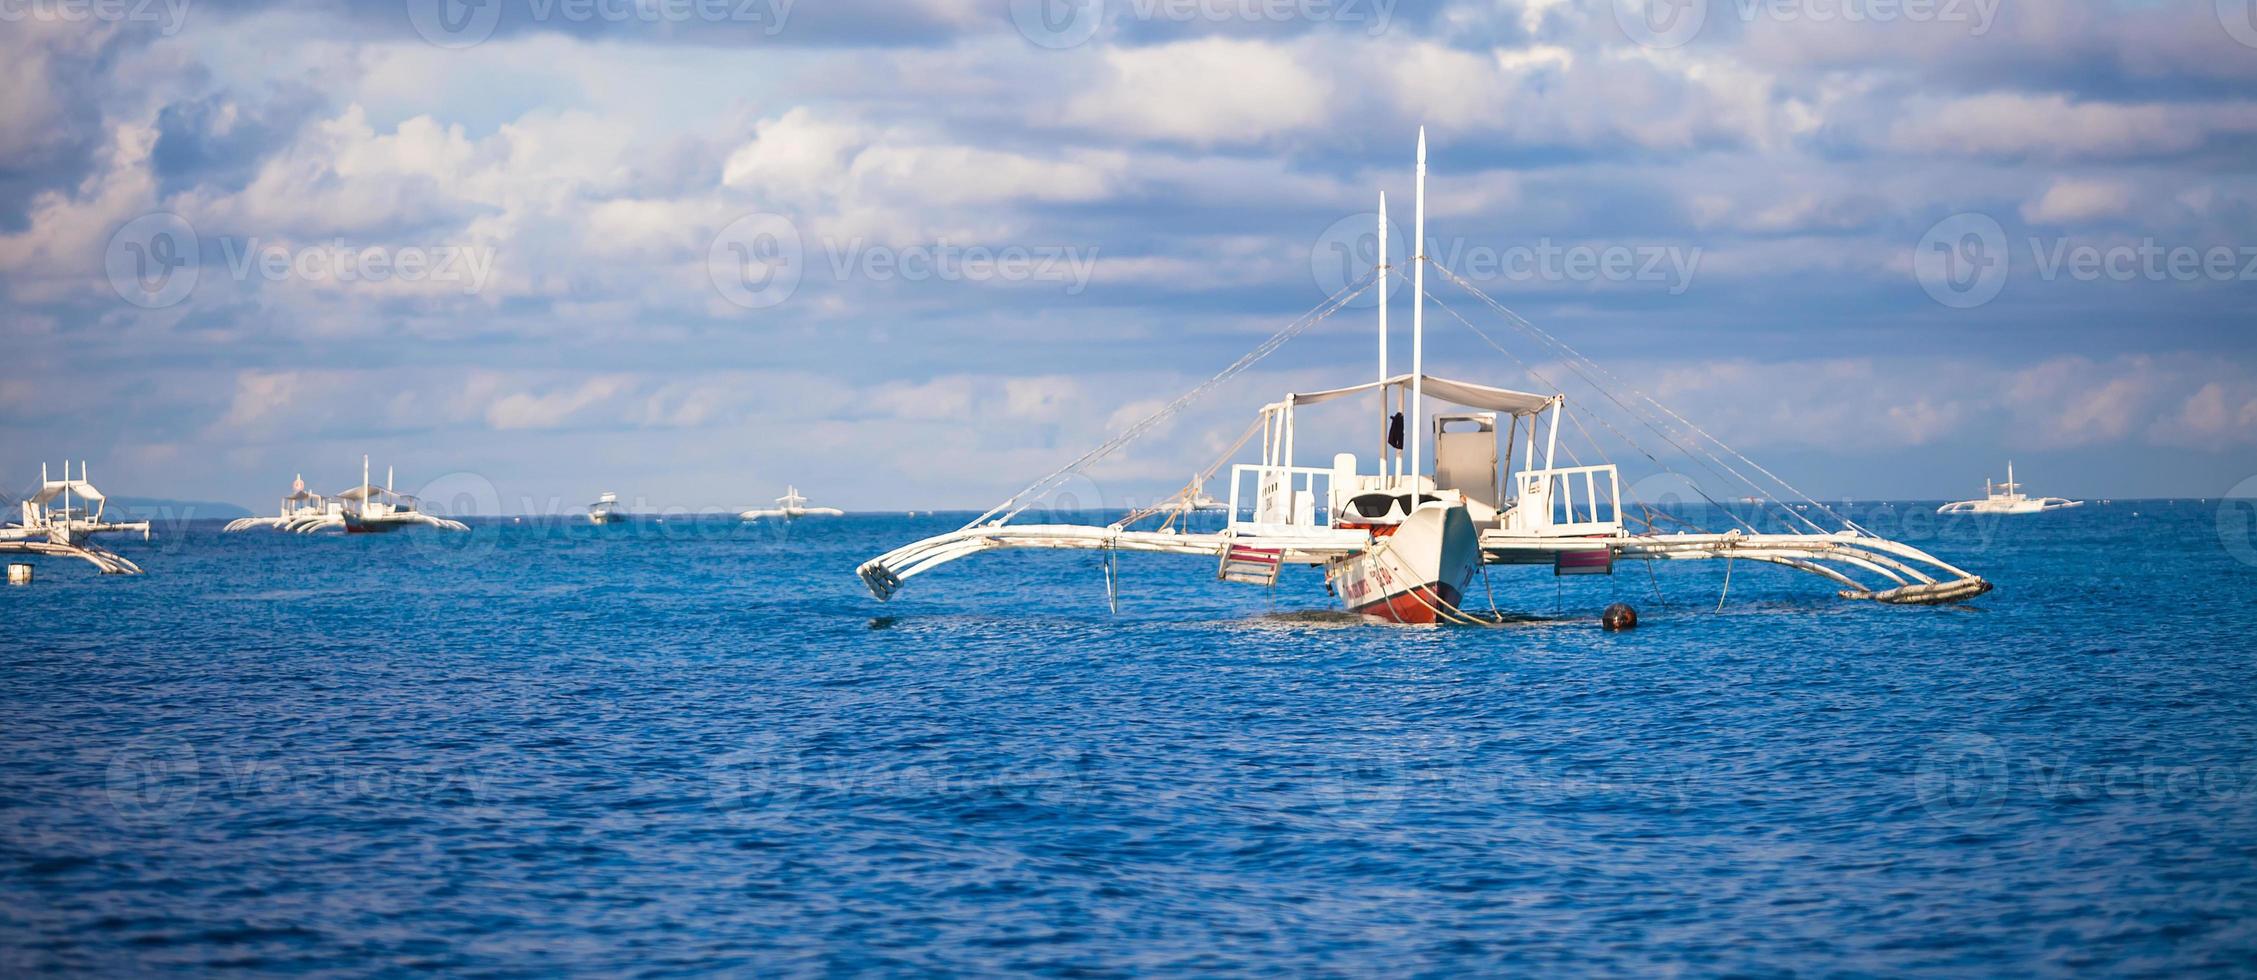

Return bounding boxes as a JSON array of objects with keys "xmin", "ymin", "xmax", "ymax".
[
  {"xmin": 1426, "ymin": 261, "xmax": 1858, "ymax": 537},
  {"xmin": 1416, "ymin": 278, "xmax": 1762, "ymax": 535},
  {"xmin": 967, "ymin": 269, "xmax": 1381, "ymax": 530}
]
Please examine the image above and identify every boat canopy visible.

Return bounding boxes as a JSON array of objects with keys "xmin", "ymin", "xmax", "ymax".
[
  {"xmin": 28, "ymin": 480, "xmax": 104, "ymax": 505},
  {"xmin": 333, "ymin": 484, "xmax": 409, "ymax": 502},
  {"xmin": 1280, "ymin": 373, "xmax": 1554, "ymax": 416}
]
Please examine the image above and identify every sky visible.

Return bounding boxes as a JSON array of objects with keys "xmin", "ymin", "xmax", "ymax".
[{"xmin": 2, "ymin": 0, "xmax": 2254, "ymax": 515}]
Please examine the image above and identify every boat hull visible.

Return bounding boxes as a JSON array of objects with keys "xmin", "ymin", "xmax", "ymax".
[
  {"xmin": 1937, "ymin": 499, "xmax": 2083, "ymax": 515},
  {"xmin": 1328, "ymin": 503, "xmax": 1481, "ymax": 624}
]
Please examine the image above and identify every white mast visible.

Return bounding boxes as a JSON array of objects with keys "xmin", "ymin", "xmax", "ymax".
[
  {"xmin": 1410, "ymin": 126, "xmax": 1427, "ymax": 481},
  {"xmin": 1378, "ymin": 190, "xmax": 1390, "ymax": 478}
]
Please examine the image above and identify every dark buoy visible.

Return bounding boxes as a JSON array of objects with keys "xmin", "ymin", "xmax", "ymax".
[
  {"xmin": 1601, "ymin": 603, "xmax": 1638, "ymax": 631},
  {"xmin": 868, "ymin": 616, "xmax": 897, "ymax": 630}
]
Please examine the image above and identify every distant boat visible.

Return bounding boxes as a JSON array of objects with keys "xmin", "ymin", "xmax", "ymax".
[
  {"xmin": 225, "ymin": 457, "xmax": 466, "ymax": 533},
  {"xmin": 589, "ymin": 491, "xmax": 622, "ymax": 525},
  {"xmin": 335, "ymin": 457, "xmax": 470, "ymax": 533},
  {"xmin": 1938, "ymin": 462, "xmax": 2082, "ymax": 515},
  {"xmin": 742, "ymin": 486, "xmax": 844, "ymax": 521},
  {"xmin": 0, "ymin": 460, "xmax": 150, "ymax": 574}
]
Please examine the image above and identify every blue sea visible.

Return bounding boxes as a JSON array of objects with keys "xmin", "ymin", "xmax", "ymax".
[{"xmin": 5, "ymin": 502, "xmax": 2257, "ymax": 974}]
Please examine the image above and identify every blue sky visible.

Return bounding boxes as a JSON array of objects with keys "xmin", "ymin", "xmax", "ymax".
[{"xmin": 2, "ymin": 0, "xmax": 2254, "ymax": 513}]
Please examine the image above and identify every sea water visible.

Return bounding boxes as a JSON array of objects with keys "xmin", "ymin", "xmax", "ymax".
[{"xmin": 4, "ymin": 502, "xmax": 2256, "ymax": 973}]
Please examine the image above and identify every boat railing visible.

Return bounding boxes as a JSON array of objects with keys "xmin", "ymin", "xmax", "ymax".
[
  {"xmin": 1227, "ymin": 463, "xmax": 1333, "ymax": 533},
  {"xmin": 1505, "ymin": 464, "xmax": 1622, "ymax": 537}
]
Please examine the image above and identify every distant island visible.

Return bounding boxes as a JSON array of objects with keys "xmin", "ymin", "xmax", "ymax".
[{"xmin": 101, "ymin": 496, "xmax": 254, "ymax": 521}]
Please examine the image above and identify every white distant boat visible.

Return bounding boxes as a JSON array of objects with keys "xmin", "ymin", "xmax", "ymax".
[
  {"xmin": 225, "ymin": 457, "xmax": 467, "ymax": 533},
  {"xmin": 0, "ymin": 461, "xmax": 150, "ymax": 574},
  {"xmin": 857, "ymin": 132, "xmax": 1993, "ymax": 623},
  {"xmin": 1937, "ymin": 462, "xmax": 2082, "ymax": 515},
  {"xmin": 741, "ymin": 486, "xmax": 844, "ymax": 521},
  {"xmin": 589, "ymin": 491, "xmax": 622, "ymax": 525}
]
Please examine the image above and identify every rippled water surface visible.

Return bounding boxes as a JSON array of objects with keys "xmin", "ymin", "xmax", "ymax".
[{"xmin": 5, "ymin": 503, "xmax": 2257, "ymax": 973}]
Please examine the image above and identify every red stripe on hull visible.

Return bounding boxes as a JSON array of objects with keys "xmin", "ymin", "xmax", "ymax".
[{"xmin": 1350, "ymin": 582, "xmax": 1464, "ymax": 625}]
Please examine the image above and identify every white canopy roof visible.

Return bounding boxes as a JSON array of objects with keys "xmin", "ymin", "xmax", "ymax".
[
  {"xmin": 29, "ymin": 480, "xmax": 103, "ymax": 505},
  {"xmin": 1280, "ymin": 373, "xmax": 1555, "ymax": 416},
  {"xmin": 333, "ymin": 484, "xmax": 408, "ymax": 502}
]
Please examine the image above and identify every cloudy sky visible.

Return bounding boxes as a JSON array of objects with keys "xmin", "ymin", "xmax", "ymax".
[{"xmin": 2, "ymin": 0, "xmax": 2254, "ymax": 513}]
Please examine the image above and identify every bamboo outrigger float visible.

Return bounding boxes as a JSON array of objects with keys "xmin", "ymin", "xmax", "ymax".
[
  {"xmin": 857, "ymin": 133, "xmax": 1991, "ymax": 623},
  {"xmin": 0, "ymin": 461, "xmax": 150, "ymax": 574}
]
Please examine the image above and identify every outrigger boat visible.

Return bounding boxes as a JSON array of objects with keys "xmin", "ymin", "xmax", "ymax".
[
  {"xmin": 1937, "ymin": 462, "xmax": 2081, "ymax": 515},
  {"xmin": 0, "ymin": 461, "xmax": 150, "ymax": 574},
  {"xmin": 224, "ymin": 457, "xmax": 467, "ymax": 534},
  {"xmin": 742, "ymin": 486, "xmax": 844, "ymax": 521},
  {"xmin": 223, "ymin": 473, "xmax": 344, "ymax": 532},
  {"xmin": 856, "ymin": 132, "xmax": 1992, "ymax": 623}
]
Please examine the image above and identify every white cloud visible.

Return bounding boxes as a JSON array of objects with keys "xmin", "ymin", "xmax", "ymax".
[
  {"xmin": 1888, "ymin": 95, "xmax": 2257, "ymax": 160},
  {"xmin": 1063, "ymin": 38, "xmax": 1333, "ymax": 146},
  {"xmin": 2021, "ymin": 178, "xmax": 2135, "ymax": 225}
]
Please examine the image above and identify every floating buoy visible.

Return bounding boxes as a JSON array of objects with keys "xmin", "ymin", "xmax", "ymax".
[
  {"xmin": 1601, "ymin": 602, "xmax": 1637, "ymax": 631},
  {"xmin": 7, "ymin": 563, "xmax": 31, "ymax": 586}
]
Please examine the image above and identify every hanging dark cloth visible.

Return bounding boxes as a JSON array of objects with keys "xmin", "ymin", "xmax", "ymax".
[{"xmin": 1386, "ymin": 412, "xmax": 1405, "ymax": 450}]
